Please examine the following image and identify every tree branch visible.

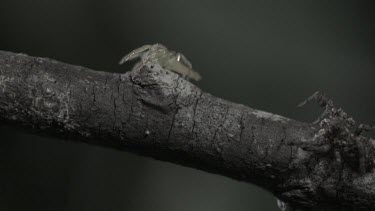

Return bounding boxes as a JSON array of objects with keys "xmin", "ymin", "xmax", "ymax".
[{"xmin": 1, "ymin": 50, "xmax": 374, "ymax": 210}]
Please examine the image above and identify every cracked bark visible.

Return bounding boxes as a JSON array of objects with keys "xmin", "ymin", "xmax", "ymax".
[{"xmin": 1, "ymin": 50, "xmax": 375, "ymax": 211}]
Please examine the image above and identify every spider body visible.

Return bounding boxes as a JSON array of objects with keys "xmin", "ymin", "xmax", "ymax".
[{"xmin": 119, "ymin": 44, "xmax": 201, "ymax": 81}]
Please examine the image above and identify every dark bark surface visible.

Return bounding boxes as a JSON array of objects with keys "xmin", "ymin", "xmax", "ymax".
[{"xmin": 1, "ymin": 50, "xmax": 375, "ymax": 210}]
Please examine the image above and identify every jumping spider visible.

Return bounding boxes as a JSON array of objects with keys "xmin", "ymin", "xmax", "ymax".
[
  {"xmin": 297, "ymin": 91, "xmax": 375, "ymax": 174},
  {"xmin": 119, "ymin": 43, "xmax": 202, "ymax": 81}
]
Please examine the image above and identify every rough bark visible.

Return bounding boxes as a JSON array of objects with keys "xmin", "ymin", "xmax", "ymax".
[{"xmin": 0, "ymin": 50, "xmax": 375, "ymax": 210}]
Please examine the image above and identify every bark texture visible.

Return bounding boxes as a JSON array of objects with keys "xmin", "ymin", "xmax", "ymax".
[{"xmin": 0, "ymin": 50, "xmax": 375, "ymax": 210}]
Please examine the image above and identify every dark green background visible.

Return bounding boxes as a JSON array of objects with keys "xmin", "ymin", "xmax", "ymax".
[{"xmin": 0, "ymin": 1, "xmax": 374, "ymax": 210}]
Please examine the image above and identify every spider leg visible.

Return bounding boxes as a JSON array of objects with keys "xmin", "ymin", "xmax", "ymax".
[
  {"xmin": 298, "ymin": 91, "xmax": 334, "ymax": 108},
  {"xmin": 312, "ymin": 109, "xmax": 329, "ymax": 124},
  {"xmin": 297, "ymin": 91, "xmax": 320, "ymax": 107},
  {"xmin": 119, "ymin": 44, "xmax": 152, "ymax": 65},
  {"xmin": 165, "ymin": 61, "xmax": 201, "ymax": 81},
  {"xmin": 132, "ymin": 53, "xmax": 151, "ymax": 72},
  {"xmin": 298, "ymin": 91, "xmax": 336, "ymax": 126},
  {"xmin": 356, "ymin": 124, "xmax": 375, "ymax": 135}
]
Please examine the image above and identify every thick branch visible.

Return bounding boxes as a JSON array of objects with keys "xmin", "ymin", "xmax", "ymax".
[{"xmin": 0, "ymin": 50, "xmax": 374, "ymax": 210}]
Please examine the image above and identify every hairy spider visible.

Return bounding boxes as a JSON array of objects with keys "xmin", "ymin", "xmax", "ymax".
[{"xmin": 297, "ymin": 91, "xmax": 375, "ymax": 174}]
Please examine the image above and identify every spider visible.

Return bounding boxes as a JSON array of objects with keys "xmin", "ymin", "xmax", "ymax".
[
  {"xmin": 119, "ymin": 43, "xmax": 202, "ymax": 81},
  {"xmin": 297, "ymin": 91, "xmax": 375, "ymax": 174}
]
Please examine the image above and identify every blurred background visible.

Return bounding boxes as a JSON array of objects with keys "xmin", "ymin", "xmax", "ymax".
[{"xmin": 0, "ymin": 0, "xmax": 374, "ymax": 210}]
